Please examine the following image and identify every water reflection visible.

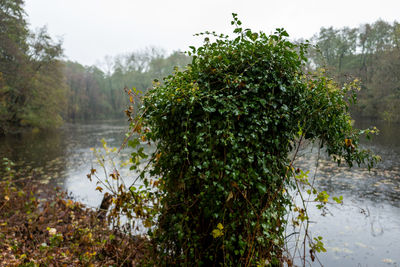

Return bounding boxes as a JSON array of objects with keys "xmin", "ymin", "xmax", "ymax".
[
  {"xmin": 0, "ymin": 129, "xmax": 68, "ymax": 186},
  {"xmin": 0, "ymin": 120, "xmax": 132, "ymax": 206}
]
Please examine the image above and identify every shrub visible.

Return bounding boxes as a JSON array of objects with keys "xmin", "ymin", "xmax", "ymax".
[{"xmin": 125, "ymin": 14, "xmax": 377, "ymax": 266}]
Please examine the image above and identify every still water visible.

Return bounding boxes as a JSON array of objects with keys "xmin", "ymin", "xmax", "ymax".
[
  {"xmin": 0, "ymin": 119, "xmax": 399, "ymax": 266},
  {"xmin": 0, "ymin": 120, "xmax": 133, "ymax": 208}
]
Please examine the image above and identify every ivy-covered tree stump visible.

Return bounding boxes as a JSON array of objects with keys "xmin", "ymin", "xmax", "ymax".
[{"xmin": 137, "ymin": 14, "xmax": 377, "ymax": 266}]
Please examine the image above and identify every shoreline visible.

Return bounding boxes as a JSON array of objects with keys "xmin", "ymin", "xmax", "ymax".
[{"xmin": 0, "ymin": 177, "xmax": 149, "ymax": 266}]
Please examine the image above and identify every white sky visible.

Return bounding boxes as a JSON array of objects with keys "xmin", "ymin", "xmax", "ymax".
[{"xmin": 25, "ymin": 0, "xmax": 400, "ymax": 66}]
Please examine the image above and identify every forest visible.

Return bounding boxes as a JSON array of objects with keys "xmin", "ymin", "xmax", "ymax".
[
  {"xmin": 0, "ymin": 1, "xmax": 190, "ymax": 134},
  {"xmin": 1, "ymin": 1, "xmax": 400, "ymax": 135},
  {"xmin": 309, "ymin": 20, "xmax": 400, "ymax": 123}
]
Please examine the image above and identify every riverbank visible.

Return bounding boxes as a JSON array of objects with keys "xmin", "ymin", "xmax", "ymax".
[
  {"xmin": 1, "ymin": 119, "xmax": 400, "ymax": 266},
  {"xmin": 0, "ymin": 177, "xmax": 149, "ymax": 266}
]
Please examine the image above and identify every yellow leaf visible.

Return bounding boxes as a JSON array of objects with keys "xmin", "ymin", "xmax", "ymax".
[
  {"xmin": 212, "ymin": 229, "xmax": 223, "ymax": 238},
  {"xmin": 144, "ymin": 220, "xmax": 152, "ymax": 228},
  {"xmin": 66, "ymin": 199, "xmax": 74, "ymax": 208},
  {"xmin": 95, "ymin": 186, "xmax": 103, "ymax": 193},
  {"xmin": 226, "ymin": 191, "xmax": 233, "ymax": 202},
  {"xmin": 345, "ymin": 138, "xmax": 352, "ymax": 147}
]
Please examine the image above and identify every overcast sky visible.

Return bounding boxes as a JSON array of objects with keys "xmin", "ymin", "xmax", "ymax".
[{"xmin": 25, "ymin": 0, "xmax": 400, "ymax": 66}]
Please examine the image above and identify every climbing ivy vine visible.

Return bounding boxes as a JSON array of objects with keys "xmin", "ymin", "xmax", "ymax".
[{"xmin": 100, "ymin": 14, "xmax": 379, "ymax": 266}]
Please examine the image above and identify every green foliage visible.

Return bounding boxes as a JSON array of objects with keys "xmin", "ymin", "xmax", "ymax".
[
  {"xmin": 0, "ymin": 1, "xmax": 190, "ymax": 132},
  {"xmin": 0, "ymin": 0, "xmax": 66, "ymax": 133},
  {"xmin": 63, "ymin": 50, "xmax": 191, "ymax": 121},
  {"xmin": 310, "ymin": 20, "xmax": 400, "ymax": 122},
  {"xmin": 64, "ymin": 61, "xmax": 113, "ymax": 121},
  {"xmin": 119, "ymin": 14, "xmax": 378, "ymax": 265},
  {"xmin": 1, "ymin": 2, "xmax": 194, "ymax": 132}
]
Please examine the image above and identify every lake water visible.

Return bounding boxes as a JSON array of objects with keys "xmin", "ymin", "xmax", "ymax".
[
  {"xmin": 0, "ymin": 119, "xmax": 399, "ymax": 266},
  {"xmin": 0, "ymin": 120, "xmax": 133, "ymax": 208}
]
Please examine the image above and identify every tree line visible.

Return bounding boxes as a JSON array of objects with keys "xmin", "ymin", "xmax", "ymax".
[
  {"xmin": 309, "ymin": 20, "xmax": 400, "ymax": 123},
  {"xmin": 0, "ymin": 0, "xmax": 190, "ymax": 134},
  {"xmin": 64, "ymin": 49, "xmax": 190, "ymax": 121},
  {"xmin": 1, "ymin": 0, "xmax": 65, "ymax": 134},
  {"xmin": 1, "ymin": 0, "xmax": 400, "ymax": 134}
]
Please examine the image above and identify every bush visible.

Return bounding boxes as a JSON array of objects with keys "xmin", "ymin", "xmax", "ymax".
[{"xmin": 126, "ymin": 14, "xmax": 377, "ymax": 266}]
